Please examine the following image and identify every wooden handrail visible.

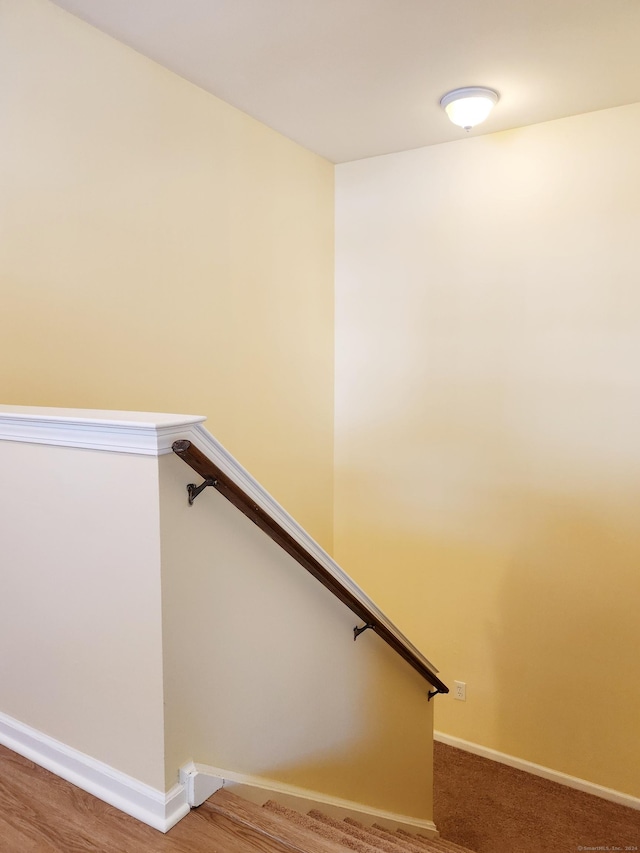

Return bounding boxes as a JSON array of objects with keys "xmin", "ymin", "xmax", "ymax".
[{"xmin": 172, "ymin": 439, "xmax": 448, "ymax": 696}]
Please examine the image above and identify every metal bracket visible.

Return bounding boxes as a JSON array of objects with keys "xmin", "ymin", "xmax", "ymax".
[
  {"xmin": 427, "ymin": 689, "xmax": 442, "ymax": 701},
  {"xmin": 353, "ymin": 623, "xmax": 374, "ymax": 641},
  {"xmin": 187, "ymin": 478, "xmax": 217, "ymax": 505}
]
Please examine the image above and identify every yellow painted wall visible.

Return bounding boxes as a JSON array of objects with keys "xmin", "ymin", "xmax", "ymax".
[
  {"xmin": 159, "ymin": 449, "xmax": 434, "ymax": 820},
  {"xmin": 334, "ymin": 104, "xmax": 640, "ymax": 798},
  {"xmin": 0, "ymin": 0, "xmax": 334, "ymax": 548},
  {"xmin": 4, "ymin": 0, "xmax": 639, "ymax": 809}
]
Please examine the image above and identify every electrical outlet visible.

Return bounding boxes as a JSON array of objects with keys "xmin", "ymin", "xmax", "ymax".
[{"xmin": 453, "ymin": 680, "xmax": 466, "ymax": 701}]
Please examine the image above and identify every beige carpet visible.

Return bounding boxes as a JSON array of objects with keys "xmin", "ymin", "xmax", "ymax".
[
  {"xmin": 434, "ymin": 740, "xmax": 640, "ymax": 853},
  {"xmin": 262, "ymin": 798, "xmax": 474, "ymax": 852}
]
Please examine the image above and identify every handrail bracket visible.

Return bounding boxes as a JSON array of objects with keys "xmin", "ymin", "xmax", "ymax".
[
  {"xmin": 171, "ymin": 439, "xmax": 448, "ymax": 697},
  {"xmin": 353, "ymin": 623, "xmax": 374, "ymax": 641},
  {"xmin": 187, "ymin": 478, "xmax": 217, "ymax": 505}
]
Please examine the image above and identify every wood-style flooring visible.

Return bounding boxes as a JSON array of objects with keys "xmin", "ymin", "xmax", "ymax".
[
  {"xmin": 0, "ymin": 744, "xmax": 293, "ymax": 852},
  {"xmin": 0, "ymin": 744, "xmax": 471, "ymax": 853}
]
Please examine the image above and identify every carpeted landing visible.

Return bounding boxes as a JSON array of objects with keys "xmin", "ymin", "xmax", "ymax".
[
  {"xmin": 202, "ymin": 788, "xmax": 475, "ymax": 853},
  {"xmin": 434, "ymin": 740, "xmax": 640, "ymax": 853}
]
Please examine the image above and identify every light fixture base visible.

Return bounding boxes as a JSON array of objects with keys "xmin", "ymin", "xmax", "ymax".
[{"xmin": 440, "ymin": 86, "xmax": 499, "ymax": 131}]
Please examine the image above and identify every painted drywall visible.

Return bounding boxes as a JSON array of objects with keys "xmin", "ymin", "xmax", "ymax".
[
  {"xmin": 0, "ymin": 0, "xmax": 334, "ymax": 549},
  {"xmin": 334, "ymin": 103, "xmax": 640, "ymax": 798},
  {"xmin": 158, "ymin": 451, "xmax": 434, "ymax": 820},
  {"xmin": 0, "ymin": 437, "xmax": 166, "ymax": 790}
]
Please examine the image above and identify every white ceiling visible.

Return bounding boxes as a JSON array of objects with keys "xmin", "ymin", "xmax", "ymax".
[{"xmin": 51, "ymin": 0, "xmax": 640, "ymax": 163}]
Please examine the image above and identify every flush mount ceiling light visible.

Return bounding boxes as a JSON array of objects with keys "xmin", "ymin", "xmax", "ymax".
[{"xmin": 440, "ymin": 87, "xmax": 499, "ymax": 131}]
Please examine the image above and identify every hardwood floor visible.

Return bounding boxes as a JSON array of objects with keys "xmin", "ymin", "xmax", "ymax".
[
  {"xmin": 0, "ymin": 744, "xmax": 293, "ymax": 852},
  {"xmin": 0, "ymin": 744, "xmax": 475, "ymax": 853}
]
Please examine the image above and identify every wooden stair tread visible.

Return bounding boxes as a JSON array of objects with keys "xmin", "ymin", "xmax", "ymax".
[{"xmin": 190, "ymin": 807, "xmax": 306, "ymax": 853}]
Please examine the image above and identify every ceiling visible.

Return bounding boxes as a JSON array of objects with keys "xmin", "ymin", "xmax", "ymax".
[{"xmin": 51, "ymin": 0, "xmax": 640, "ymax": 163}]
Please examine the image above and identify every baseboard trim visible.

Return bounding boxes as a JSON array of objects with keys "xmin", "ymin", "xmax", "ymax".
[
  {"xmin": 0, "ymin": 711, "xmax": 189, "ymax": 832},
  {"xmin": 180, "ymin": 761, "xmax": 438, "ymax": 837},
  {"xmin": 434, "ymin": 731, "xmax": 640, "ymax": 812}
]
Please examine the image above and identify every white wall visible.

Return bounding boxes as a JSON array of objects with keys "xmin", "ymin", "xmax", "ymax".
[
  {"xmin": 334, "ymin": 103, "xmax": 640, "ymax": 798},
  {"xmin": 0, "ymin": 426, "xmax": 166, "ymax": 789}
]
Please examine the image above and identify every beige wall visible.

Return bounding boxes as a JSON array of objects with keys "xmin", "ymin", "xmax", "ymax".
[
  {"xmin": 158, "ymin": 450, "xmax": 434, "ymax": 819},
  {"xmin": 334, "ymin": 103, "xmax": 640, "ymax": 798},
  {"xmin": 4, "ymin": 0, "xmax": 639, "ymax": 809},
  {"xmin": 0, "ymin": 0, "xmax": 334, "ymax": 549},
  {"xmin": 0, "ymin": 409, "xmax": 435, "ymax": 820},
  {"xmin": 0, "ymin": 438, "xmax": 166, "ymax": 789}
]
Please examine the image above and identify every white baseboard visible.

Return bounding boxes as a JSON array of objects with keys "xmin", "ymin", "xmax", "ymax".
[
  {"xmin": 434, "ymin": 731, "xmax": 640, "ymax": 812},
  {"xmin": 180, "ymin": 760, "xmax": 439, "ymax": 837},
  {"xmin": 0, "ymin": 711, "xmax": 189, "ymax": 832},
  {"xmin": 180, "ymin": 762, "xmax": 224, "ymax": 806}
]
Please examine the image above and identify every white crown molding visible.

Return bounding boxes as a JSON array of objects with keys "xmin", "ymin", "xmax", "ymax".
[
  {"xmin": 0, "ymin": 405, "xmax": 205, "ymax": 456},
  {"xmin": 180, "ymin": 761, "xmax": 438, "ymax": 836},
  {"xmin": 434, "ymin": 731, "xmax": 640, "ymax": 812},
  {"xmin": 186, "ymin": 421, "xmax": 440, "ymax": 678},
  {"xmin": 0, "ymin": 711, "xmax": 189, "ymax": 832}
]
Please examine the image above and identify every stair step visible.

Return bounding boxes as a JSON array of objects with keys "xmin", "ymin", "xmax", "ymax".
[
  {"xmin": 308, "ymin": 809, "xmax": 406, "ymax": 852},
  {"xmin": 191, "ymin": 807, "xmax": 299, "ymax": 852},
  {"xmin": 345, "ymin": 818, "xmax": 442, "ymax": 853},
  {"xmin": 264, "ymin": 800, "xmax": 377, "ymax": 852},
  {"xmin": 374, "ymin": 822, "xmax": 472, "ymax": 853},
  {"xmin": 204, "ymin": 789, "xmax": 350, "ymax": 853},
  {"xmin": 397, "ymin": 827, "xmax": 477, "ymax": 853},
  {"xmin": 203, "ymin": 788, "xmax": 475, "ymax": 853}
]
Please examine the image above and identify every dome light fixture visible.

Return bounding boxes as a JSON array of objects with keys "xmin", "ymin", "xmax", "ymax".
[{"xmin": 440, "ymin": 86, "xmax": 499, "ymax": 132}]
